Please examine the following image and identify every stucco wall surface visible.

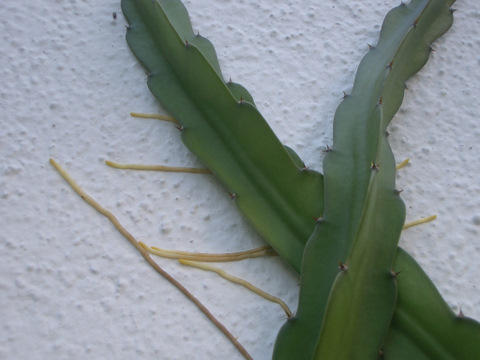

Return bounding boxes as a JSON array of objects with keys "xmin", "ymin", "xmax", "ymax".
[{"xmin": 1, "ymin": 0, "xmax": 479, "ymax": 359}]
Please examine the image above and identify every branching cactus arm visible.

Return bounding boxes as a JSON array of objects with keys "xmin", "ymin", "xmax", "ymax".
[{"xmin": 121, "ymin": 0, "xmax": 324, "ymax": 272}]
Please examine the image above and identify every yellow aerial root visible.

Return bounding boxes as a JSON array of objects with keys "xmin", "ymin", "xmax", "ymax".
[
  {"xmin": 105, "ymin": 160, "xmax": 211, "ymax": 174},
  {"xmin": 141, "ymin": 242, "xmax": 290, "ymax": 315},
  {"xmin": 395, "ymin": 158, "xmax": 437, "ymax": 230},
  {"xmin": 106, "ymin": 113, "xmax": 210, "ymax": 174},
  {"xmin": 130, "ymin": 112, "xmax": 179, "ymax": 124},
  {"xmin": 403, "ymin": 215, "xmax": 437, "ymax": 230},
  {"xmin": 396, "ymin": 158, "xmax": 410, "ymax": 170},
  {"xmin": 141, "ymin": 243, "xmax": 277, "ymax": 262},
  {"xmin": 49, "ymin": 158, "xmax": 253, "ymax": 360},
  {"xmin": 180, "ymin": 259, "xmax": 293, "ymax": 317}
]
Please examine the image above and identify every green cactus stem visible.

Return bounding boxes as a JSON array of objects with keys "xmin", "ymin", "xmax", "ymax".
[
  {"xmin": 119, "ymin": 0, "xmax": 480, "ymax": 359},
  {"xmin": 121, "ymin": 0, "xmax": 324, "ymax": 273},
  {"xmin": 273, "ymin": 1, "xmax": 459, "ymax": 358}
]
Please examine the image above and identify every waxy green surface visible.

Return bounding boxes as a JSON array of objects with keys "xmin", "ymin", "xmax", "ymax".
[
  {"xmin": 121, "ymin": 0, "xmax": 480, "ymax": 358},
  {"xmin": 121, "ymin": 0, "xmax": 324, "ymax": 274}
]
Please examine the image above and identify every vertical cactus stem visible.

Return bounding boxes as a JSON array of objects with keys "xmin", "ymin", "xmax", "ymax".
[{"xmin": 273, "ymin": 1, "xmax": 463, "ymax": 357}]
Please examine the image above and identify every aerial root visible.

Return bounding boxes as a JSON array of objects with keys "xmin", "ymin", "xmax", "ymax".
[
  {"xmin": 142, "ymin": 243, "xmax": 289, "ymax": 316},
  {"xmin": 130, "ymin": 112, "xmax": 179, "ymax": 124},
  {"xmin": 403, "ymin": 215, "xmax": 437, "ymax": 229},
  {"xmin": 140, "ymin": 242, "xmax": 277, "ymax": 262},
  {"xmin": 106, "ymin": 112, "xmax": 210, "ymax": 174},
  {"xmin": 105, "ymin": 160, "xmax": 211, "ymax": 174},
  {"xmin": 396, "ymin": 158, "xmax": 410, "ymax": 170},
  {"xmin": 180, "ymin": 259, "xmax": 293, "ymax": 317},
  {"xmin": 49, "ymin": 158, "xmax": 253, "ymax": 360},
  {"xmin": 395, "ymin": 159, "xmax": 437, "ymax": 230}
]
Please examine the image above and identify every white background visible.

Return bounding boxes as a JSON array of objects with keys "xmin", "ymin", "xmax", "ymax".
[{"xmin": 1, "ymin": 0, "xmax": 479, "ymax": 359}]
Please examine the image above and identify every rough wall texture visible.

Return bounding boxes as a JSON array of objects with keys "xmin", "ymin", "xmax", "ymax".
[{"xmin": 1, "ymin": 0, "xmax": 479, "ymax": 359}]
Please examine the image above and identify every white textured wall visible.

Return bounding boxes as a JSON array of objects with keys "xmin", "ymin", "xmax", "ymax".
[{"xmin": 1, "ymin": 0, "xmax": 479, "ymax": 359}]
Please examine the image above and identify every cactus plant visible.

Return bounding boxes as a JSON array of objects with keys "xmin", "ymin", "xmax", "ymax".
[
  {"xmin": 51, "ymin": 0, "xmax": 480, "ymax": 358},
  {"xmin": 119, "ymin": 0, "xmax": 480, "ymax": 358}
]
